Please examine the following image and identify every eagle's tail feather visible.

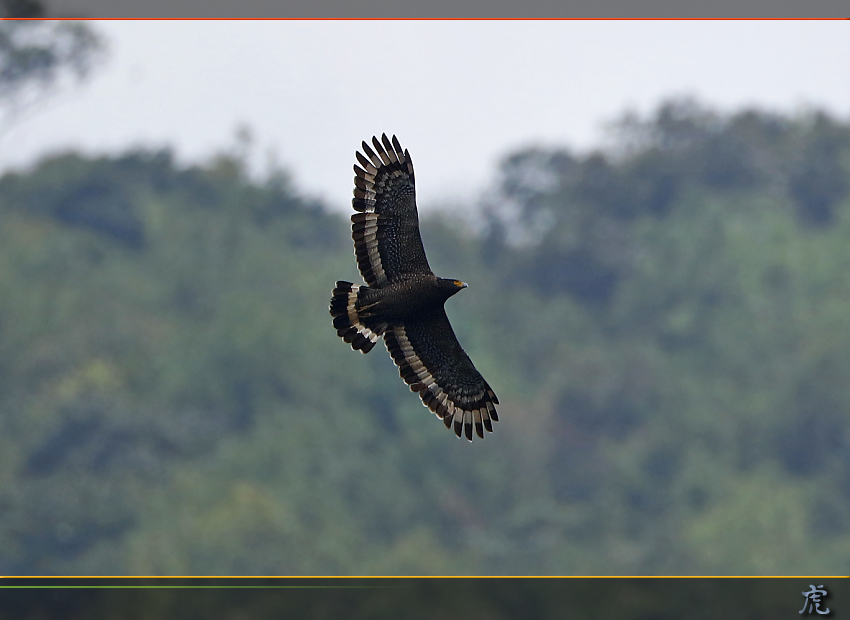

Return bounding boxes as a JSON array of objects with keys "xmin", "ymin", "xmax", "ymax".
[{"xmin": 330, "ymin": 281, "xmax": 387, "ymax": 354}]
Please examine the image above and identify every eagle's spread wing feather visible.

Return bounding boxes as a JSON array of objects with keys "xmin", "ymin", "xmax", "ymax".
[
  {"xmin": 352, "ymin": 134, "xmax": 432, "ymax": 287},
  {"xmin": 384, "ymin": 312, "xmax": 499, "ymax": 440}
]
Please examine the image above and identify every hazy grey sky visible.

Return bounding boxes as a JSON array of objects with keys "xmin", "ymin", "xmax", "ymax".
[{"xmin": 2, "ymin": 20, "xmax": 848, "ymax": 211}]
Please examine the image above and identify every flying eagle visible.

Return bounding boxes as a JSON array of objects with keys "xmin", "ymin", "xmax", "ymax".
[{"xmin": 330, "ymin": 134, "xmax": 499, "ymax": 441}]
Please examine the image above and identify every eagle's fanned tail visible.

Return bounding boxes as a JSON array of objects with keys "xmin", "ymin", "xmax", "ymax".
[{"xmin": 329, "ymin": 281, "xmax": 387, "ymax": 354}]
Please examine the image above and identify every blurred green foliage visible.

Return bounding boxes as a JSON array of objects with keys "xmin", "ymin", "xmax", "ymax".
[{"xmin": 1, "ymin": 100, "xmax": 849, "ymax": 576}]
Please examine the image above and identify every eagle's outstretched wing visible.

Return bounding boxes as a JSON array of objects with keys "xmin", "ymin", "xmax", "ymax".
[
  {"xmin": 384, "ymin": 311, "xmax": 499, "ymax": 441},
  {"xmin": 352, "ymin": 134, "xmax": 432, "ymax": 287}
]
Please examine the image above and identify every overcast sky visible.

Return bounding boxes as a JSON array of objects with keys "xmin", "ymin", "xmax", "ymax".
[{"xmin": 2, "ymin": 20, "xmax": 848, "ymax": 211}]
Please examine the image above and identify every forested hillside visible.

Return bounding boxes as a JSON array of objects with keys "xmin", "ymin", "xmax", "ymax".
[{"xmin": 1, "ymin": 101, "xmax": 849, "ymax": 576}]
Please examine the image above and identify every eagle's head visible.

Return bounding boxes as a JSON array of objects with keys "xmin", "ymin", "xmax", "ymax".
[{"xmin": 438, "ymin": 278, "xmax": 468, "ymax": 298}]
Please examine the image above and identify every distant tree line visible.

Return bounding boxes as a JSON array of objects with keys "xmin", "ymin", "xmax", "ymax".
[{"xmin": 1, "ymin": 98, "xmax": 849, "ymax": 578}]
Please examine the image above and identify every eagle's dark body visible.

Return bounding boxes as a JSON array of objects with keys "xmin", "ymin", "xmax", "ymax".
[{"xmin": 330, "ymin": 134, "xmax": 499, "ymax": 441}]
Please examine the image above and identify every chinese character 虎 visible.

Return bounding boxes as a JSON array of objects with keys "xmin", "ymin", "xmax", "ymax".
[{"xmin": 800, "ymin": 585, "xmax": 830, "ymax": 615}]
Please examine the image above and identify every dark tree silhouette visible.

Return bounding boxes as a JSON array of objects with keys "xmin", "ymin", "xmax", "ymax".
[{"xmin": 0, "ymin": 4, "xmax": 104, "ymax": 129}]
